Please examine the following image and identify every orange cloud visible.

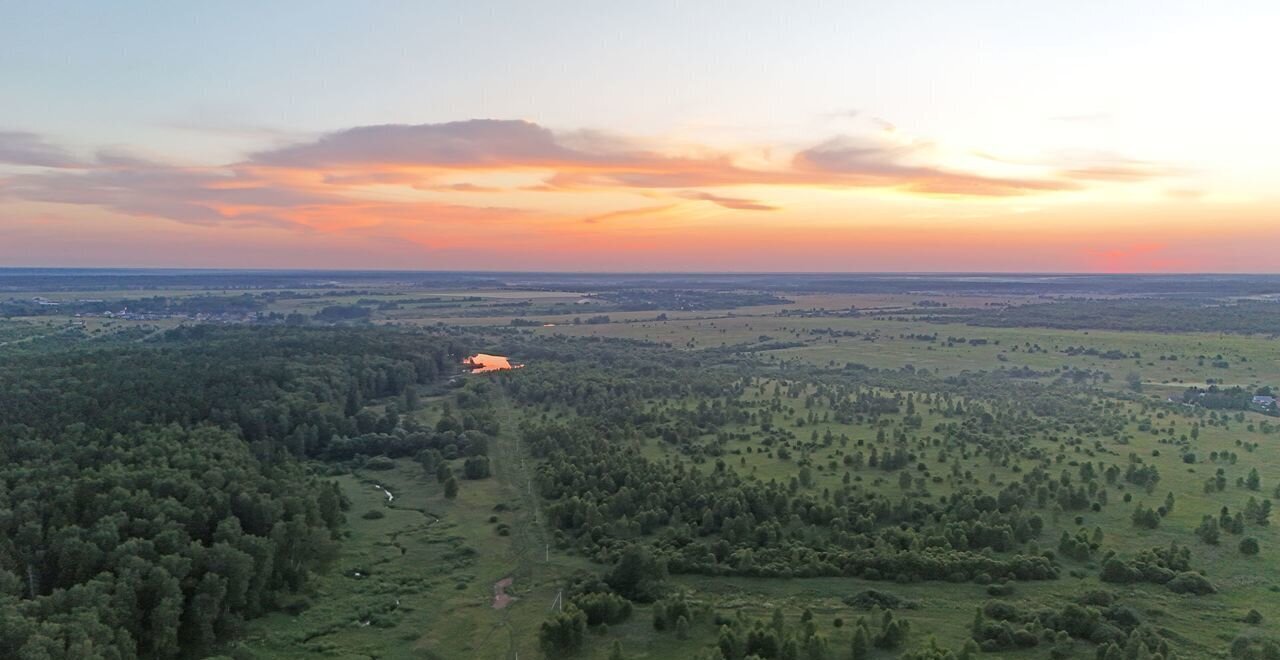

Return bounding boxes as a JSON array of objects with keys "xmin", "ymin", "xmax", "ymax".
[
  {"xmin": 581, "ymin": 204, "xmax": 679, "ymax": 225},
  {"xmin": 1058, "ymin": 162, "xmax": 1178, "ymax": 182},
  {"xmin": 0, "ymin": 119, "xmax": 1191, "ymax": 264},
  {"xmin": 677, "ymin": 190, "xmax": 778, "ymax": 211},
  {"xmin": 247, "ymin": 119, "xmax": 1094, "ymax": 198}
]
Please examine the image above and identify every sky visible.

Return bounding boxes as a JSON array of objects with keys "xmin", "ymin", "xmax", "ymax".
[{"xmin": 1, "ymin": 1, "xmax": 1277, "ymax": 272}]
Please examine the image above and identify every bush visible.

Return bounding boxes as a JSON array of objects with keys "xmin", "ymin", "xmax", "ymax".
[
  {"xmin": 1100, "ymin": 558, "xmax": 1135, "ymax": 583},
  {"xmin": 605, "ymin": 545, "xmax": 667, "ymax": 602},
  {"xmin": 1166, "ymin": 572, "xmax": 1216, "ymax": 595},
  {"xmin": 1077, "ymin": 590, "xmax": 1114, "ymax": 607},
  {"xmin": 982, "ymin": 601, "xmax": 1020, "ymax": 621},
  {"xmin": 364, "ymin": 455, "xmax": 396, "ymax": 470},
  {"xmin": 986, "ymin": 583, "xmax": 1015, "ymax": 597},
  {"xmin": 463, "ymin": 455, "xmax": 491, "ymax": 479},
  {"xmin": 1012, "ymin": 629, "xmax": 1040, "ymax": 647},
  {"xmin": 539, "ymin": 606, "xmax": 588, "ymax": 655},
  {"xmin": 361, "ymin": 509, "xmax": 385, "ymax": 520},
  {"xmin": 571, "ymin": 592, "xmax": 633, "ymax": 626}
]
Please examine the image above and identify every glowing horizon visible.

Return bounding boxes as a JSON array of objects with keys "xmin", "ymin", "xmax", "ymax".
[{"xmin": 2, "ymin": 2, "xmax": 1277, "ymax": 272}]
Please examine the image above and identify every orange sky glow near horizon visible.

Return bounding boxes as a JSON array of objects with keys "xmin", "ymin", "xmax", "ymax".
[
  {"xmin": 2, "ymin": 2, "xmax": 1278, "ymax": 272},
  {"xmin": 1, "ymin": 118, "xmax": 1273, "ymax": 273}
]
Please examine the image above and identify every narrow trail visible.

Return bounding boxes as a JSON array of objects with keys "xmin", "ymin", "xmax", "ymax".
[
  {"xmin": 346, "ymin": 390, "xmax": 555, "ymax": 660},
  {"xmin": 475, "ymin": 391, "xmax": 559, "ymax": 660}
]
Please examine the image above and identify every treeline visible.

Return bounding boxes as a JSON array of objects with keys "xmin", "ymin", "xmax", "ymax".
[
  {"xmin": 592, "ymin": 289, "xmax": 791, "ymax": 311},
  {"xmin": 0, "ymin": 325, "xmax": 464, "ymax": 449},
  {"xmin": 0, "ymin": 326, "xmax": 465, "ymax": 658},
  {"xmin": 1181, "ymin": 386, "xmax": 1278, "ymax": 415},
  {"xmin": 0, "ymin": 294, "xmax": 267, "ymax": 318},
  {"xmin": 906, "ymin": 298, "xmax": 1280, "ymax": 335}
]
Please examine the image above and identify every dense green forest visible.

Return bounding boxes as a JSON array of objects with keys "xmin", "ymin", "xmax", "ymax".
[{"xmin": 0, "ymin": 327, "xmax": 470, "ymax": 658}]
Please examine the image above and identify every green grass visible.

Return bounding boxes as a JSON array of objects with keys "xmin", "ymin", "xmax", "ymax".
[
  {"xmin": 239, "ymin": 297, "xmax": 1280, "ymax": 659},
  {"xmin": 620, "ymin": 379, "xmax": 1280, "ymax": 658},
  {"xmin": 240, "ymin": 432, "xmax": 590, "ymax": 658}
]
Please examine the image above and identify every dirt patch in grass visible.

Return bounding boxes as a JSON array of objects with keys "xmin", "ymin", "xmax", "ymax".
[{"xmin": 492, "ymin": 576, "xmax": 515, "ymax": 609}]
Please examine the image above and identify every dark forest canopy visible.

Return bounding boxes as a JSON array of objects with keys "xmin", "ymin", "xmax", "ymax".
[{"xmin": 0, "ymin": 326, "xmax": 468, "ymax": 658}]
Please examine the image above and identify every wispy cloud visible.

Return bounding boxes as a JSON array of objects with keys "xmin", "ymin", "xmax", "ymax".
[
  {"xmin": 1, "ymin": 153, "xmax": 528, "ymax": 232},
  {"xmin": 0, "ymin": 118, "xmax": 1171, "ymax": 240},
  {"xmin": 677, "ymin": 190, "xmax": 777, "ymax": 211},
  {"xmin": 976, "ymin": 150, "xmax": 1179, "ymax": 185},
  {"xmin": 0, "ymin": 131, "xmax": 83, "ymax": 168},
  {"xmin": 795, "ymin": 137, "xmax": 1078, "ymax": 196},
  {"xmin": 1058, "ymin": 161, "xmax": 1179, "ymax": 182},
  {"xmin": 581, "ymin": 204, "xmax": 678, "ymax": 224},
  {"xmin": 251, "ymin": 119, "xmax": 1084, "ymax": 197}
]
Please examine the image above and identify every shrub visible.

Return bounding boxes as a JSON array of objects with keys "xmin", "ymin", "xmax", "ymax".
[
  {"xmin": 986, "ymin": 583, "xmax": 1015, "ymax": 597},
  {"xmin": 539, "ymin": 606, "xmax": 588, "ymax": 655},
  {"xmin": 1077, "ymin": 589, "xmax": 1114, "ymax": 607},
  {"xmin": 463, "ymin": 455, "xmax": 491, "ymax": 479},
  {"xmin": 1012, "ymin": 629, "xmax": 1040, "ymax": 647},
  {"xmin": 571, "ymin": 592, "xmax": 633, "ymax": 626},
  {"xmin": 1166, "ymin": 572, "xmax": 1216, "ymax": 595},
  {"xmin": 982, "ymin": 601, "xmax": 1020, "ymax": 621}
]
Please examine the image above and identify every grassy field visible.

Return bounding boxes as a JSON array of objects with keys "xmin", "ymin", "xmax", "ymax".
[
  {"xmin": 525, "ymin": 314, "xmax": 1280, "ymax": 394},
  {"xmin": 267, "ymin": 375, "xmax": 1274, "ymax": 658},
  {"xmin": 240, "ymin": 393, "xmax": 593, "ymax": 660},
  {"xmin": 621, "ymin": 380, "xmax": 1279, "ymax": 657},
  {"xmin": 231, "ymin": 293, "xmax": 1278, "ymax": 658},
  {"xmin": 7, "ymin": 281, "xmax": 1276, "ymax": 658}
]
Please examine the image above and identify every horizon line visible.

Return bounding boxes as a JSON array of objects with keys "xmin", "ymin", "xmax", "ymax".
[{"xmin": 1, "ymin": 267, "xmax": 1280, "ymax": 278}]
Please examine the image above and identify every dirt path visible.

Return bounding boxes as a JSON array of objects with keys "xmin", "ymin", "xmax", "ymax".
[
  {"xmin": 476, "ymin": 391, "xmax": 562, "ymax": 659},
  {"xmin": 492, "ymin": 576, "xmax": 515, "ymax": 609}
]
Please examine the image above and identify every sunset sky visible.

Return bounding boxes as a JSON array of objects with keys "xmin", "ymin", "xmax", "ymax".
[{"xmin": 2, "ymin": 1, "xmax": 1277, "ymax": 272}]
